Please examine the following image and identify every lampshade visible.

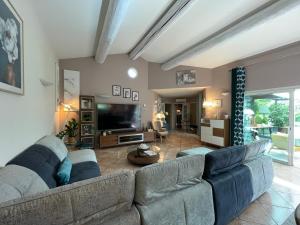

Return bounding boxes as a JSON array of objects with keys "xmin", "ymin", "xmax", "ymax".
[
  {"xmin": 156, "ymin": 112, "xmax": 165, "ymax": 119},
  {"xmin": 203, "ymin": 101, "xmax": 214, "ymax": 108}
]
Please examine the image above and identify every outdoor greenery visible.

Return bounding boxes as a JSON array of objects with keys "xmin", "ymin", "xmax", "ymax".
[
  {"xmin": 252, "ymin": 99, "xmax": 289, "ymax": 128},
  {"xmin": 296, "ymin": 113, "xmax": 300, "ymax": 122},
  {"xmin": 268, "ymin": 103, "xmax": 289, "ymax": 128}
]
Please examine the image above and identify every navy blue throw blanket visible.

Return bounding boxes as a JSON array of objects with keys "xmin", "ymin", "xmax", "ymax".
[
  {"xmin": 204, "ymin": 146, "xmax": 253, "ymax": 225},
  {"xmin": 7, "ymin": 144, "xmax": 60, "ymax": 188}
]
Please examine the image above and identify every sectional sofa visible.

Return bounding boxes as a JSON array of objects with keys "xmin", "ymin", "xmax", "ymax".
[{"xmin": 0, "ymin": 136, "xmax": 273, "ymax": 225}]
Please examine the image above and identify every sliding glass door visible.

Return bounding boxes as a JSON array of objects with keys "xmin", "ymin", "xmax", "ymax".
[
  {"xmin": 244, "ymin": 91, "xmax": 294, "ymax": 165},
  {"xmin": 294, "ymin": 90, "xmax": 300, "ymax": 167}
]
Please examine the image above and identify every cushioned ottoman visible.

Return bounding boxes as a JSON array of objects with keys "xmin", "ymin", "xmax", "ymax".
[
  {"xmin": 176, "ymin": 147, "xmax": 213, "ymax": 158},
  {"xmin": 204, "ymin": 145, "xmax": 253, "ymax": 225}
]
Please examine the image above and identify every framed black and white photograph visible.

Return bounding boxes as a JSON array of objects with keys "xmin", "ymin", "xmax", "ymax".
[
  {"xmin": 80, "ymin": 97, "xmax": 94, "ymax": 110},
  {"xmin": 112, "ymin": 85, "xmax": 121, "ymax": 96},
  {"xmin": 81, "ymin": 111, "xmax": 94, "ymax": 122},
  {"xmin": 81, "ymin": 124, "xmax": 94, "ymax": 136},
  {"xmin": 132, "ymin": 91, "xmax": 139, "ymax": 101},
  {"xmin": 123, "ymin": 88, "xmax": 131, "ymax": 98},
  {"xmin": 0, "ymin": 0, "xmax": 24, "ymax": 95},
  {"xmin": 176, "ymin": 70, "xmax": 196, "ymax": 86}
]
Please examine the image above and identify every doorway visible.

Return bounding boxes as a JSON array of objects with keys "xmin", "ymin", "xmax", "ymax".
[
  {"xmin": 244, "ymin": 89, "xmax": 295, "ymax": 166},
  {"xmin": 175, "ymin": 104, "xmax": 183, "ymax": 129}
]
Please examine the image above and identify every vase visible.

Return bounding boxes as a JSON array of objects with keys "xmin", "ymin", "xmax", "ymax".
[
  {"xmin": 6, "ymin": 63, "xmax": 16, "ymax": 86},
  {"xmin": 67, "ymin": 136, "xmax": 76, "ymax": 145}
]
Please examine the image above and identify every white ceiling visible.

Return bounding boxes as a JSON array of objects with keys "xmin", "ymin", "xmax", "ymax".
[
  {"xmin": 152, "ymin": 87, "xmax": 204, "ymax": 98},
  {"xmin": 31, "ymin": 0, "xmax": 300, "ymax": 68},
  {"xmin": 31, "ymin": 0, "xmax": 102, "ymax": 59},
  {"xmin": 109, "ymin": 0, "xmax": 172, "ymax": 54}
]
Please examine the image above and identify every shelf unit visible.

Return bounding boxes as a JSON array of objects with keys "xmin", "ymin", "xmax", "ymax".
[{"xmin": 79, "ymin": 95, "xmax": 95, "ymax": 149}]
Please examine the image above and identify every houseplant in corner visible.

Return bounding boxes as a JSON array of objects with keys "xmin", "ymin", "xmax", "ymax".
[{"xmin": 56, "ymin": 118, "xmax": 79, "ymax": 145}]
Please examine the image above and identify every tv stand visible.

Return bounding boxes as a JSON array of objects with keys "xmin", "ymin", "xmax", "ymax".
[{"xmin": 100, "ymin": 131, "xmax": 155, "ymax": 148}]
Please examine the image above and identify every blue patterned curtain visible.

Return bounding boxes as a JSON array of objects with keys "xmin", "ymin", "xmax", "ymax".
[{"xmin": 231, "ymin": 67, "xmax": 246, "ymax": 146}]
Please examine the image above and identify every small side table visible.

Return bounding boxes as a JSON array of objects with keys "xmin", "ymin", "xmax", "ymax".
[{"xmin": 127, "ymin": 150, "xmax": 160, "ymax": 166}]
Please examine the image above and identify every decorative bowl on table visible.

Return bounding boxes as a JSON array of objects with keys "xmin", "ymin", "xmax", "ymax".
[{"xmin": 137, "ymin": 143, "xmax": 150, "ymax": 156}]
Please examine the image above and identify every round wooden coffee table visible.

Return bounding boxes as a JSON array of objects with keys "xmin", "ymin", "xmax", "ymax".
[{"xmin": 127, "ymin": 150, "xmax": 160, "ymax": 166}]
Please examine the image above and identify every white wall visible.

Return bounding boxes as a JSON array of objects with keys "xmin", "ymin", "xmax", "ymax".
[{"xmin": 0, "ymin": 0, "xmax": 57, "ymax": 165}]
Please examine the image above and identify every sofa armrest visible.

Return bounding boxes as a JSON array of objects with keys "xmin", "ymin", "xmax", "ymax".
[{"xmin": 0, "ymin": 170, "xmax": 135, "ymax": 225}]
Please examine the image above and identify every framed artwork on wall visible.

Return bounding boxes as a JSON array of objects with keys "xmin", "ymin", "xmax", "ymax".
[
  {"xmin": 81, "ymin": 124, "xmax": 94, "ymax": 136},
  {"xmin": 80, "ymin": 96, "xmax": 94, "ymax": 110},
  {"xmin": 132, "ymin": 91, "xmax": 139, "ymax": 101},
  {"xmin": 0, "ymin": 0, "xmax": 24, "ymax": 95},
  {"xmin": 176, "ymin": 70, "xmax": 196, "ymax": 86},
  {"xmin": 123, "ymin": 88, "xmax": 131, "ymax": 98},
  {"xmin": 81, "ymin": 111, "xmax": 94, "ymax": 122},
  {"xmin": 112, "ymin": 85, "xmax": 121, "ymax": 96},
  {"xmin": 64, "ymin": 70, "xmax": 80, "ymax": 110}
]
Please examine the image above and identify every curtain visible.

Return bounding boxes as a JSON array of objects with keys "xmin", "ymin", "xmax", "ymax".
[{"xmin": 231, "ymin": 67, "xmax": 246, "ymax": 146}]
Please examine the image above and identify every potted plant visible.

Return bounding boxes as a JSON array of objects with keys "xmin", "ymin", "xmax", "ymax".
[{"xmin": 56, "ymin": 118, "xmax": 79, "ymax": 145}]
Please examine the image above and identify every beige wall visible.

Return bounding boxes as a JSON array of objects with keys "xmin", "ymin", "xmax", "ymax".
[
  {"xmin": 148, "ymin": 62, "xmax": 212, "ymax": 89},
  {"xmin": 59, "ymin": 55, "xmax": 156, "ymax": 128},
  {"xmin": 205, "ymin": 44, "xmax": 300, "ymax": 118},
  {"xmin": 246, "ymin": 54, "xmax": 300, "ymax": 91},
  {"xmin": 0, "ymin": 0, "xmax": 57, "ymax": 165}
]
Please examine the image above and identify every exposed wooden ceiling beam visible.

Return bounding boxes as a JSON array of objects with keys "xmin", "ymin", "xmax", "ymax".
[
  {"xmin": 161, "ymin": 0, "xmax": 300, "ymax": 71},
  {"xmin": 95, "ymin": 0, "xmax": 130, "ymax": 64},
  {"xmin": 128, "ymin": 0, "xmax": 194, "ymax": 60}
]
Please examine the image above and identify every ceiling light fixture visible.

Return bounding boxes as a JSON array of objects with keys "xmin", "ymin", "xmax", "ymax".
[{"xmin": 128, "ymin": 67, "xmax": 138, "ymax": 79}]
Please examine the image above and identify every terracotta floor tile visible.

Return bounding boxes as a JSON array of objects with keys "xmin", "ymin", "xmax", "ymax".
[
  {"xmin": 261, "ymin": 204, "xmax": 294, "ymax": 225},
  {"xmin": 258, "ymin": 188, "xmax": 294, "ymax": 209},
  {"xmin": 239, "ymin": 202, "xmax": 277, "ymax": 225}
]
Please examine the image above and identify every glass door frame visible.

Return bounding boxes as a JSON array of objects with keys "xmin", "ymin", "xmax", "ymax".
[{"xmin": 245, "ymin": 87, "xmax": 297, "ymax": 166}]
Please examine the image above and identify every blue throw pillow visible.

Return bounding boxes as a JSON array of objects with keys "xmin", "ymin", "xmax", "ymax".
[{"xmin": 56, "ymin": 157, "xmax": 72, "ymax": 185}]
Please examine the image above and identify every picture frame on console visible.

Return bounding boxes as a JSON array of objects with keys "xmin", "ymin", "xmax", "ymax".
[
  {"xmin": 112, "ymin": 85, "xmax": 121, "ymax": 96},
  {"xmin": 132, "ymin": 91, "xmax": 139, "ymax": 101},
  {"xmin": 123, "ymin": 88, "xmax": 131, "ymax": 98},
  {"xmin": 0, "ymin": 0, "xmax": 24, "ymax": 95}
]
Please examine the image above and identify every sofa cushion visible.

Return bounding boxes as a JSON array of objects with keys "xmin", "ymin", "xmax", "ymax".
[
  {"xmin": 69, "ymin": 161, "xmax": 100, "ymax": 184},
  {"xmin": 244, "ymin": 155, "xmax": 273, "ymax": 201},
  {"xmin": 56, "ymin": 157, "xmax": 72, "ymax": 185},
  {"xmin": 134, "ymin": 155, "xmax": 214, "ymax": 225},
  {"xmin": 206, "ymin": 165, "xmax": 253, "ymax": 225},
  {"xmin": 244, "ymin": 139, "xmax": 272, "ymax": 162},
  {"xmin": 136, "ymin": 181, "xmax": 214, "ymax": 225},
  {"xmin": 176, "ymin": 147, "xmax": 213, "ymax": 158},
  {"xmin": 7, "ymin": 144, "xmax": 60, "ymax": 188},
  {"xmin": 135, "ymin": 155, "xmax": 205, "ymax": 205},
  {"xmin": 68, "ymin": 149, "xmax": 97, "ymax": 164},
  {"xmin": 36, "ymin": 135, "xmax": 68, "ymax": 161},
  {"xmin": 204, "ymin": 145, "xmax": 246, "ymax": 177},
  {"xmin": 0, "ymin": 165, "xmax": 49, "ymax": 204},
  {"xmin": 0, "ymin": 182, "xmax": 21, "ymax": 204},
  {"xmin": 0, "ymin": 171, "xmax": 138, "ymax": 225}
]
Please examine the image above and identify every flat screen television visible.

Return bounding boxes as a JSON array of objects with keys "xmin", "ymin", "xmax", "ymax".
[{"xmin": 97, "ymin": 103, "xmax": 141, "ymax": 131}]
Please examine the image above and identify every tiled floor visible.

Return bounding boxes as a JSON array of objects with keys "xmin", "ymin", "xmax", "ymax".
[{"xmin": 95, "ymin": 131, "xmax": 300, "ymax": 225}]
